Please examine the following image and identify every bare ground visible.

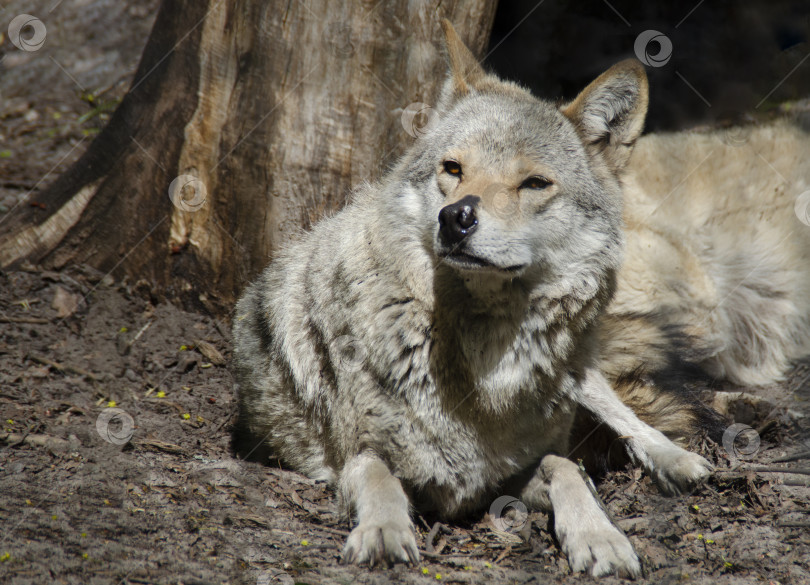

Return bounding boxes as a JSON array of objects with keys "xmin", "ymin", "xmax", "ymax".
[
  {"xmin": 1, "ymin": 266, "xmax": 809, "ymax": 585},
  {"xmin": 2, "ymin": 1, "xmax": 810, "ymax": 584}
]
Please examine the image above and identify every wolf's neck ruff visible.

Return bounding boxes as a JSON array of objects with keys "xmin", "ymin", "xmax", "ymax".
[{"xmin": 426, "ymin": 259, "xmax": 614, "ymax": 384}]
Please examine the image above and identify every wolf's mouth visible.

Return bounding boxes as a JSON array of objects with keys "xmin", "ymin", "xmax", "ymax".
[{"xmin": 439, "ymin": 251, "xmax": 526, "ymax": 273}]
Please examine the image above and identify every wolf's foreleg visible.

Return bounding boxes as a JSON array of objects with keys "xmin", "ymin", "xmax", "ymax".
[
  {"xmin": 578, "ymin": 367, "xmax": 713, "ymax": 495},
  {"xmin": 339, "ymin": 451, "xmax": 419, "ymax": 567},
  {"xmin": 521, "ymin": 454, "xmax": 641, "ymax": 578}
]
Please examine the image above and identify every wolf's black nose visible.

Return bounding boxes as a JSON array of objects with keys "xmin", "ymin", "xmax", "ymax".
[{"xmin": 439, "ymin": 195, "xmax": 479, "ymax": 244}]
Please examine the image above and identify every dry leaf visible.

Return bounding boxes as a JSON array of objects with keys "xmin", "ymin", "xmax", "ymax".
[
  {"xmin": 194, "ymin": 339, "xmax": 225, "ymax": 366},
  {"xmin": 51, "ymin": 286, "xmax": 81, "ymax": 318}
]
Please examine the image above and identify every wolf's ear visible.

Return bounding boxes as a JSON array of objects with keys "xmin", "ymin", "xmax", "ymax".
[
  {"xmin": 436, "ymin": 19, "xmax": 496, "ymax": 112},
  {"xmin": 561, "ymin": 59, "xmax": 649, "ymax": 173},
  {"xmin": 440, "ymin": 19, "xmax": 487, "ymax": 95}
]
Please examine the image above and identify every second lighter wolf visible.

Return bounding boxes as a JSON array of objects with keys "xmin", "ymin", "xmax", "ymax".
[{"xmin": 233, "ymin": 21, "xmax": 810, "ymax": 578}]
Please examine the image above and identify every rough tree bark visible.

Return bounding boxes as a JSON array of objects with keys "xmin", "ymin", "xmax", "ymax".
[{"xmin": 0, "ymin": 0, "xmax": 498, "ymax": 315}]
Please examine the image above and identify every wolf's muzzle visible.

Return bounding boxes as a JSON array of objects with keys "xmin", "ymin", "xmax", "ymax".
[{"xmin": 438, "ymin": 195, "xmax": 479, "ymax": 245}]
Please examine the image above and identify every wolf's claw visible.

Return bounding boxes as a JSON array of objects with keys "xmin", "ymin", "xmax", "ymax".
[
  {"xmin": 560, "ymin": 514, "xmax": 642, "ymax": 578},
  {"xmin": 648, "ymin": 444, "xmax": 713, "ymax": 495},
  {"xmin": 342, "ymin": 519, "xmax": 419, "ymax": 567}
]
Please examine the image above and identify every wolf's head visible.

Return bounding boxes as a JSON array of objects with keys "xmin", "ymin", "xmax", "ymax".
[{"xmin": 392, "ymin": 21, "xmax": 648, "ymax": 301}]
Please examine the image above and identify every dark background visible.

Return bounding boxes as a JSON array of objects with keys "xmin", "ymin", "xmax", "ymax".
[{"xmin": 487, "ymin": 0, "xmax": 810, "ymax": 131}]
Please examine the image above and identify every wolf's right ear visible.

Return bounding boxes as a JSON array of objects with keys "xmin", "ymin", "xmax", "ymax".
[
  {"xmin": 436, "ymin": 19, "xmax": 488, "ymax": 111},
  {"xmin": 441, "ymin": 19, "xmax": 487, "ymax": 93},
  {"xmin": 436, "ymin": 20, "xmax": 527, "ymax": 114},
  {"xmin": 561, "ymin": 60, "xmax": 649, "ymax": 173}
]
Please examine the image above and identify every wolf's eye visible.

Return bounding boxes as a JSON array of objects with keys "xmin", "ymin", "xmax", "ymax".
[
  {"xmin": 443, "ymin": 160, "xmax": 462, "ymax": 176},
  {"xmin": 520, "ymin": 176, "xmax": 552, "ymax": 190}
]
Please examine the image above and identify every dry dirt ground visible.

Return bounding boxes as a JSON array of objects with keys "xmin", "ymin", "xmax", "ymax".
[
  {"xmin": 1, "ymin": 267, "xmax": 810, "ymax": 585},
  {"xmin": 2, "ymin": 2, "xmax": 810, "ymax": 585}
]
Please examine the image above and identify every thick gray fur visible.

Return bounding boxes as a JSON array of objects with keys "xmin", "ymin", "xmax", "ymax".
[{"xmin": 232, "ymin": 25, "xmax": 712, "ymax": 578}]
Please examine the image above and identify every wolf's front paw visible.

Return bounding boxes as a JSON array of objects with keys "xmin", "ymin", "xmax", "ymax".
[
  {"xmin": 560, "ymin": 517, "xmax": 641, "ymax": 578},
  {"xmin": 342, "ymin": 517, "xmax": 419, "ymax": 567},
  {"xmin": 648, "ymin": 444, "xmax": 713, "ymax": 496}
]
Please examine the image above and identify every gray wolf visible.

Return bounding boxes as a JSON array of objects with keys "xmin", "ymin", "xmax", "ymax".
[{"xmin": 232, "ymin": 20, "xmax": 810, "ymax": 577}]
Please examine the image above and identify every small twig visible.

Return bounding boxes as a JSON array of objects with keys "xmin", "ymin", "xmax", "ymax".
[
  {"xmin": 92, "ymin": 80, "xmax": 117, "ymax": 99},
  {"xmin": 421, "ymin": 551, "xmax": 490, "ymax": 559},
  {"xmin": 235, "ymin": 515, "xmax": 271, "ymax": 529},
  {"xmin": 4, "ymin": 423, "xmax": 35, "ymax": 447},
  {"xmin": 13, "ymin": 298, "xmax": 40, "ymax": 307},
  {"xmin": 144, "ymin": 398, "xmax": 185, "ymax": 415},
  {"xmin": 493, "ymin": 544, "xmax": 513, "ymax": 564},
  {"xmin": 0, "ymin": 316, "xmax": 49, "ymax": 324},
  {"xmin": 426, "ymin": 521, "xmax": 444, "ymax": 553},
  {"xmin": 746, "ymin": 465, "xmax": 810, "ymax": 476},
  {"xmin": 1, "ymin": 431, "xmax": 71, "ymax": 449},
  {"xmin": 133, "ymin": 438, "xmax": 185, "ymax": 455},
  {"xmin": 213, "ymin": 319, "xmax": 230, "ymax": 342},
  {"xmin": 128, "ymin": 321, "xmax": 153, "ymax": 348},
  {"xmin": 298, "ymin": 543, "xmax": 338, "ymax": 551},
  {"xmin": 714, "ymin": 471, "xmax": 747, "ymax": 481},
  {"xmin": 782, "ymin": 478, "xmax": 810, "ymax": 487},
  {"xmin": 756, "ymin": 419, "xmax": 778, "ymax": 437},
  {"xmin": 27, "ymin": 353, "xmax": 98, "ymax": 381},
  {"xmin": 312, "ymin": 524, "xmax": 350, "ymax": 537},
  {"xmin": 416, "ymin": 514, "xmax": 432, "ymax": 533},
  {"xmin": 772, "ymin": 450, "xmax": 810, "ymax": 463},
  {"xmin": 433, "ymin": 536, "xmax": 448, "ymax": 556},
  {"xmin": 777, "ymin": 519, "xmax": 810, "ymax": 526}
]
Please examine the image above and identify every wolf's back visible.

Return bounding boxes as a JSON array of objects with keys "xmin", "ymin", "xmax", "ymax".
[{"xmin": 600, "ymin": 120, "xmax": 810, "ymax": 437}]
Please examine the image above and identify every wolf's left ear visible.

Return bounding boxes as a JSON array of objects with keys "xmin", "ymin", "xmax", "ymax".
[{"xmin": 561, "ymin": 60, "xmax": 649, "ymax": 173}]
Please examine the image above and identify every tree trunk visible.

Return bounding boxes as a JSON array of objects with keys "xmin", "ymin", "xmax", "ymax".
[{"xmin": 0, "ymin": 0, "xmax": 497, "ymax": 315}]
